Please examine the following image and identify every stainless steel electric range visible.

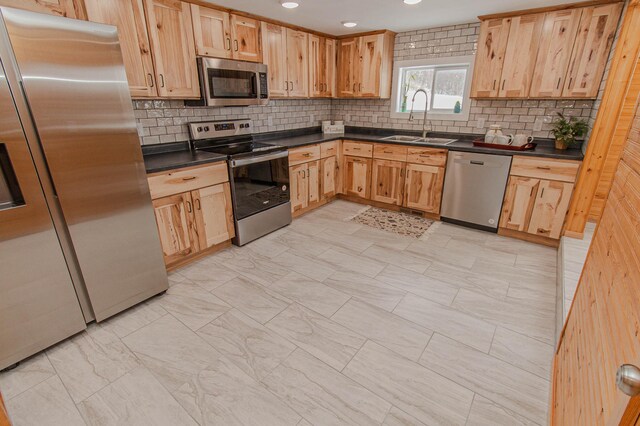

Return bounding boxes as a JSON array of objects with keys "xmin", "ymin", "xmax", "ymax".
[{"xmin": 188, "ymin": 119, "xmax": 291, "ymax": 246}]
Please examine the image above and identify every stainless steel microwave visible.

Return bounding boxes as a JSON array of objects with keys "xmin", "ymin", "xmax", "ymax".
[{"xmin": 187, "ymin": 57, "xmax": 269, "ymax": 107}]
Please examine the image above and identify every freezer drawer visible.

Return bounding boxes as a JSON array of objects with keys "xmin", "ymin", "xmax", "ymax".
[{"xmin": 440, "ymin": 151, "xmax": 512, "ymax": 231}]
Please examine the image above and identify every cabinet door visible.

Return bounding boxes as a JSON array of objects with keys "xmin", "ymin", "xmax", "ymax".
[
  {"xmin": 403, "ymin": 163, "xmax": 444, "ymax": 213},
  {"xmin": 290, "ymin": 163, "xmax": 308, "ymax": 212},
  {"xmin": 527, "ymin": 180, "xmax": 574, "ymax": 239},
  {"xmin": 231, "ymin": 15, "xmax": 261, "ymax": 63},
  {"xmin": 471, "ymin": 18, "xmax": 511, "ymax": 98},
  {"xmin": 371, "ymin": 159, "xmax": 405, "ymax": 205},
  {"xmin": 529, "ymin": 9, "xmax": 582, "ymax": 98},
  {"xmin": 337, "ymin": 38, "xmax": 359, "ymax": 97},
  {"xmin": 192, "ymin": 183, "xmax": 235, "ymax": 249},
  {"xmin": 325, "ymin": 39, "xmax": 337, "ymax": 97},
  {"xmin": 309, "ymin": 35, "xmax": 323, "ymax": 97},
  {"xmin": 85, "ymin": 0, "xmax": 157, "ymax": 98},
  {"xmin": 499, "ymin": 13, "xmax": 544, "ymax": 98},
  {"xmin": 0, "ymin": 0, "xmax": 81, "ymax": 18},
  {"xmin": 190, "ymin": 5, "xmax": 232, "ymax": 59},
  {"xmin": 563, "ymin": 3, "xmax": 623, "ymax": 98},
  {"xmin": 152, "ymin": 192, "xmax": 198, "ymax": 265},
  {"xmin": 307, "ymin": 160, "xmax": 320, "ymax": 204},
  {"xmin": 143, "ymin": 0, "xmax": 199, "ymax": 98},
  {"xmin": 359, "ymin": 34, "xmax": 384, "ymax": 97},
  {"xmin": 321, "ymin": 156, "xmax": 337, "ymax": 199},
  {"xmin": 261, "ymin": 22, "xmax": 288, "ymax": 97},
  {"xmin": 344, "ymin": 156, "xmax": 371, "ymax": 199},
  {"xmin": 286, "ymin": 28, "xmax": 309, "ymax": 97},
  {"xmin": 499, "ymin": 176, "xmax": 540, "ymax": 232}
]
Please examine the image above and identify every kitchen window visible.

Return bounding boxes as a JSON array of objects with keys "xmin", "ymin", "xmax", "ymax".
[{"xmin": 390, "ymin": 55, "xmax": 474, "ymax": 121}]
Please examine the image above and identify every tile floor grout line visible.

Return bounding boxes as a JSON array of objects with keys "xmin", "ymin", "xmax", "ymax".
[{"xmin": 464, "ymin": 392, "xmax": 478, "ymax": 426}]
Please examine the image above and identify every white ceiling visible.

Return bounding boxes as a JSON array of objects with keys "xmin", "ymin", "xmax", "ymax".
[{"xmin": 205, "ymin": 0, "xmax": 580, "ymax": 35}]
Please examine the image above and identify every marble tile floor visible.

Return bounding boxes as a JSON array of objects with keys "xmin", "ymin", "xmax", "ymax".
[{"xmin": 0, "ymin": 200, "xmax": 558, "ymax": 426}]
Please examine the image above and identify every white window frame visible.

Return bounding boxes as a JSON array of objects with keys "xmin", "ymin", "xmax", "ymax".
[{"xmin": 390, "ymin": 55, "xmax": 475, "ymax": 121}]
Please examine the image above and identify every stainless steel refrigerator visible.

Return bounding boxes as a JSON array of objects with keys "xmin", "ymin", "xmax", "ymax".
[{"xmin": 0, "ymin": 7, "xmax": 168, "ymax": 370}]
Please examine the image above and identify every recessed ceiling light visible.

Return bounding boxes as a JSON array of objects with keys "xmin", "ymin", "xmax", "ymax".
[
  {"xmin": 342, "ymin": 21, "xmax": 357, "ymax": 28},
  {"xmin": 281, "ymin": 1, "xmax": 299, "ymax": 8},
  {"xmin": 404, "ymin": 0, "xmax": 422, "ymax": 4}
]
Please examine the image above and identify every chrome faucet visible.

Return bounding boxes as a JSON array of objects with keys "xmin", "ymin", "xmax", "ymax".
[{"xmin": 408, "ymin": 89, "xmax": 431, "ymax": 139}]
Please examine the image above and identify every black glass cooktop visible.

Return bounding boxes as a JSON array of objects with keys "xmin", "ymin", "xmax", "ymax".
[{"xmin": 198, "ymin": 141, "xmax": 284, "ymax": 158}]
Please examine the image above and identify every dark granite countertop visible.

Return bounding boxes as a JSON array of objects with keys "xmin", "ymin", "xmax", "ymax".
[
  {"xmin": 143, "ymin": 126, "xmax": 583, "ymax": 173},
  {"xmin": 255, "ymin": 127, "xmax": 584, "ymax": 161},
  {"xmin": 143, "ymin": 141, "xmax": 227, "ymax": 174}
]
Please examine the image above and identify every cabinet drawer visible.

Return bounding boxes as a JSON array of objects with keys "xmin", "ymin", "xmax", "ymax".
[
  {"xmin": 321, "ymin": 141, "xmax": 338, "ymax": 158},
  {"xmin": 373, "ymin": 144, "xmax": 408, "ymax": 161},
  {"xmin": 406, "ymin": 147, "xmax": 448, "ymax": 167},
  {"xmin": 510, "ymin": 156, "xmax": 580, "ymax": 183},
  {"xmin": 289, "ymin": 144, "xmax": 321, "ymax": 166},
  {"xmin": 148, "ymin": 162, "xmax": 229, "ymax": 199},
  {"xmin": 343, "ymin": 141, "xmax": 373, "ymax": 158}
]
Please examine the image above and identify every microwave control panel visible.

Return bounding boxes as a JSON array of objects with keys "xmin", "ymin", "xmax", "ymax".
[{"xmin": 259, "ymin": 72, "xmax": 268, "ymax": 99}]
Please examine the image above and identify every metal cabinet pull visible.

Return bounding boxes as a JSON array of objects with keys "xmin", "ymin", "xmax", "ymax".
[
  {"xmin": 359, "ymin": 83, "xmax": 362, "ymax": 92},
  {"xmin": 353, "ymin": 83, "xmax": 357, "ymax": 92},
  {"xmin": 556, "ymin": 78, "xmax": 561, "ymax": 89},
  {"xmin": 302, "ymin": 170, "xmax": 306, "ymax": 178},
  {"xmin": 568, "ymin": 77, "xmax": 573, "ymax": 88},
  {"xmin": 186, "ymin": 201, "xmax": 192, "ymax": 213},
  {"xmin": 492, "ymin": 80, "xmax": 496, "ymax": 90},
  {"xmin": 501, "ymin": 80, "xmax": 506, "ymax": 90},
  {"xmin": 617, "ymin": 365, "xmax": 640, "ymax": 396},
  {"xmin": 303, "ymin": 153, "xmax": 311, "ymax": 157},
  {"xmin": 234, "ymin": 39, "xmax": 239, "ymax": 51},
  {"xmin": 226, "ymin": 37, "xmax": 231, "ymax": 51},
  {"xmin": 147, "ymin": 73, "xmax": 154, "ymax": 87},
  {"xmin": 536, "ymin": 166, "xmax": 551, "ymax": 170},
  {"xmin": 159, "ymin": 74, "xmax": 165, "ymax": 88},
  {"xmin": 290, "ymin": 81, "xmax": 294, "ymax": 91},
  {"xmin": 195, "ymin": 199, "xmax": 201, "ymax": 210},
  {"xmin": 182, "ymin": 176, "xmax": 196, "ymax": 181},
  {"xmin": 285, "ymin": 81, "xmax": 289, "ymax": 91}
]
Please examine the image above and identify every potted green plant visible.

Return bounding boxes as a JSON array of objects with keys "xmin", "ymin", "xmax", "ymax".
[{"xmin": 551, "ymin": 113, "xmax": 588, "ymax": 150}]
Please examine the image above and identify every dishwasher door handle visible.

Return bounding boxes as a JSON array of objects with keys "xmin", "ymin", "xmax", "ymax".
[{"xmin": 470, "ymin": 160, "xmax": 485, "ymax": 166}]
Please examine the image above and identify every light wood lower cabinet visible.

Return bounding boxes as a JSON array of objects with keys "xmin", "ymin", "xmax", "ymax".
[
  {"xmin": 344, "ymin": 156, "xmax": 372, "ymax": 199},
  {"xmin": 527, "ymin": 179, "xmax": 574, "ymax": 239},
  {"xmin": 290, "ymin": 161, "xmax": 320, "ymax": 212},
  {"xmin": 320, "ymin": 156, "xmax": 338, "ymax": 199},
  {"xmin": 152, "ymin": 192, "xmax": 198, "ymax": 265},
  {"xmin": 307, "ymin": 160, "xmax": 320, "ymax": 204},
  {"xmin": 148, "ymin": 162, "xmax": 234, "ymax": 268},
  {"xmin": 403, "ymin": 163, "xmax": 445, "ymax": 214},
  {"xmin": 371, "ymin": 159, "xmax": 405, "ymax": 205},
  {"xmin": 499, "ymin": 176, "xmax": 540, "ymax": 232}
]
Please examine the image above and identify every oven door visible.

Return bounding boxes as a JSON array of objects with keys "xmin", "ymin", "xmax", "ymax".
[{"xmin": 230, "ymin": 151, "xmax": 290, "ymax": 220}]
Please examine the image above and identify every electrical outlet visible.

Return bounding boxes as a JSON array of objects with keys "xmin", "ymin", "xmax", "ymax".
[
  {"xmin": 372, "ymin": 114, "xmax": 378, "ymax": 124},
  {"xmin": 310, "ymin": 113, "xmax": 315, "ymax": 124},
  {"xmin": 533, "ymin": 117, "xmax": 543, "ymax": 132},
  {"xmin": 477, "ymin": 117, "xmax": 486, "ymax": 128},
  {"xmin": 267, "ymin": 116, "xmax": 273, "ymax": 127}
]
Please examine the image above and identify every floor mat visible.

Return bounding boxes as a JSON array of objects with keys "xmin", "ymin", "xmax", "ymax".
[{"xmin": 350, "ymin": 206, "xmax": 434, "ymax": 238}]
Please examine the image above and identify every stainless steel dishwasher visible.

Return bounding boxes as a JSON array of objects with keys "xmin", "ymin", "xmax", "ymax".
[{"xmin": 440, "ymin": 151, "xmax": 512, "ymax": 232}]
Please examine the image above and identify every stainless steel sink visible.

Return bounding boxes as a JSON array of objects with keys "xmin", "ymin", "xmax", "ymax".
[
  {"xmin": 381, "ymin": 135, "xmax": 456, "ymax": 146},
  {"xmin": 381, "ymin": 135, "xmax": 422, "ymax": 143}
]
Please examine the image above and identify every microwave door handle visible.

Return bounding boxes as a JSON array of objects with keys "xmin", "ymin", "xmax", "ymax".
[
  {"xmin": 231, "ymin": 151, "xmax": 289, "ymax": 168},
  {"xmin": 251, "ymin": 73, "xmax": 258, "ymax": 98}
]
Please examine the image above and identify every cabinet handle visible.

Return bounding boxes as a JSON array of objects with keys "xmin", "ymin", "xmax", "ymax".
[
  {"xmin": 234, "ymin": 39, "xmax": 239, "ymax": 51},
  {"xmin": 195, "ymin": 198, "xmax": 201, "ymax": 210},
  {"xmin": 303, "ymin": 153, "xmax": 311, "ymax": 157},
  {"xmin": 359, "ymin": 83, "xmax": 362, "ymax": 92},
  {"xmin": 357, "ymin": 186, "xmax": 363, "ymax": 192},
  {"xmin": 419, "ymin": 154, "xmax": 431, "ymax": 158},
  {"xmin": 557, "ymin": 78, "xmax": 562, "ymax": 90},
  {"xmin": 568, "ymin": 77, "xmax": 573, "ymax": 88},
  {"xmin": 352, "ymin": 147, "xmax": 361, "ymax": 150},
  {"xmin": 353, "ymin": 83, "xmax": 357, "ymax": 92},
  {"xmin": 186, "ymin": 200, "xmax": 192, "ymax": 213},
  {"xmin": 383, "ymin": 151, "xmax": 393, "ymax": 154},
  {"xmin": 290, "ymin": 81, "xmax": 294, "ymax": 91},
  {"xmin": 493, "ymin": 80, "xmax": 496, "ymax": 90},
  {"xmin": 159, "ymin": 74, "xmax": 165, "ymax": 88},
  {"xmin": 536, "ymin": 166, "xmax": 551, "ymax": 170},
  {"xmin": 226, "ymin": 37, "xmax": 231, "ymax": 51},
  {"xmin": 147, "ymin": 73, "xmax": 154, "ymax": 87},
  {"xmin": 540, "ymin": 188, "xmax": 545, "ymax": 198},
  {"xmin": 285, "ymin": 81, "xmax": 289, "ymax": 91},
  {"xmin": 501, "ymin": 80, "xmax": 505, "ymax": 90},
  {"xmin": 302, "ymin": 170, "xmax": 306, "ymax": 178},
  {"xmin": 182, "ymin": 176, "xmax": 196, "ymax": 181}
]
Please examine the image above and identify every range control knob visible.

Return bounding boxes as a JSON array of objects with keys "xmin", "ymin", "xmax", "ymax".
[
  {"xmin": 196, "ymin": 127, "xmax": 203, "ymax": 132},
  {"xmin": 204, "ymin": 126, "xmax": 210, "ymax": 131}
]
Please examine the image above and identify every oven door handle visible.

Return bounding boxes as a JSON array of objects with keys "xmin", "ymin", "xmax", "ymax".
[{"xmin": 231, "ymin": 150, "xmax": 289, "ymax": 168}]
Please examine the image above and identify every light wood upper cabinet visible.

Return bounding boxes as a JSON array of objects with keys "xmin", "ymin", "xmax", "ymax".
[
  {"xmin": 344, "ymin": 156, "xmax": 372, "ymax": 199},
  {"xmin": 371, "ymin": 159, "xmax": 405, "ymax": 205},
  {"xmin": 309, "ymin": 35, "xmax": 336, "ymax": 97},
  {"xmin": 84, "ymin": 0, "xmax": 156, "ymax": 98},
  {"xmin": 153, "ymin": 192, "xmax": 198, "ymax": 265},
  {"xmin": 231, "ymin": 15, "xmax": 261, "ymax": 62},
  {"xmin": 563, "ymin": 3, "xmax": 623, "ymax": 98},
  {"xmin": 0, "ymin": 0, "xmax": 83, "ymax": 19},
  {"xmin": 337, "ymin": 32, "xmax": 395, "ymax": 98},
  {"xmin": 499, "ymin": 13, "xmax": 544, "ymax": 98},
  {"xmin": 261, "ymin": 22, "xmax": 288, "ymax": 97},
  {"xmin": 192, "ymin": 183, "xmax": 235, "ymax": 249},
  {"xmin": 527, "ymin": 180, "xmax": 574, "ymax": 239},
  {"xmin": 190, "ymin": 6, "xmax": 261, "ymax": 62},
  {"xmin": 530, "ymin": 9, "xmax": 582, "ymax": 98},
  {"xmin": 403, "ymin": 163, "xmax": 445, "ymax": 214},
  {"xmin": 143, "ymin": 0, "xmax": 199, "ymax": 98},
  {"xmin": 286, "ymin": 28, "xmax": 309, "ymax": 97},
  {"xmin": 261, "ymin": 24, "xmax": 308, "ymax": 97},
  {"xmin": 190, "ymin": 5, "xmax": 232, "ymax": 59},
  {"xmin": 471, "ymin": 18, "xmax": 511, "ymax": 98},
  {"xmin": 337, "ymin": 37, "xmax": 359, "ymax": 97}
]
